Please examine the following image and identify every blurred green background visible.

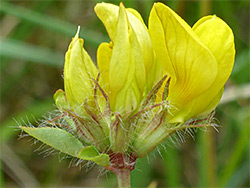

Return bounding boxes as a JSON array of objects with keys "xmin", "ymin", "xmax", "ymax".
[{"xmin": 0, "ymin": 0, "xmax": 249, "ymax": 187}]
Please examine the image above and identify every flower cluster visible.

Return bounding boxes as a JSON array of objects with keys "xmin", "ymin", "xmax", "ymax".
[{"xmin": 21, "ymin": 2, "xmax": 235, "ymax": 172}]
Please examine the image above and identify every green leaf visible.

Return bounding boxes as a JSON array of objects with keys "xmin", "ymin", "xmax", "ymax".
[
  {"xmin": 20, "ymin": 127, "xmax": 83, "ymax": 157},
  {"xmin": 78, "ymin": 146, "xmax": 110, "ymax": 167}
]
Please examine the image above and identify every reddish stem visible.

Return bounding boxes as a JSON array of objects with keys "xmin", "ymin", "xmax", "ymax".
[{"xmin": 105, "ymin": 153, "xmax": 136, "ymax": 188}]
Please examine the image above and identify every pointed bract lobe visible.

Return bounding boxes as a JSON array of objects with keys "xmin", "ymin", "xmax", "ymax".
[{"xmin": 53, "ymin": 89, "xmax": 68, "ymax": 110}]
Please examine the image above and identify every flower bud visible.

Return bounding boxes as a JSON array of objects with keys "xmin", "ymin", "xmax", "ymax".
[{"xmin": 64, "ymin": 27, "xmax": 98, "ymax": 110}]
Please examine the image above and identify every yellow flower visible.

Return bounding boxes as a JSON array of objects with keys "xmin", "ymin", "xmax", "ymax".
[
  {"xmin": 54, "ymin": 2, "xmax": 235, "ymax": 156},
  {"xmin": 95, "ymin": 2, "xmax": 160, "ymax": 116},
  {"xmin": 149, "ymin": 2, "xmax": 235, "ymax": 124},
  {"xmin": 22, "ymin": 2, "xmax": 236, "ymax": 175}
]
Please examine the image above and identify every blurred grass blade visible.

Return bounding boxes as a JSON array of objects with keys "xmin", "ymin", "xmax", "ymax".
[
  {"xmin": 197, "ymin": 129, "xmax": 217, "ymax": 187},
  {"xmin": 220, "ymin": 84, "xmax": 250, "ymax": 105},
  {"xmin": 227, "ymin": 161, "xmax": 249, "ymax": 187},
  {"xmin": 131, "ymin": 157, "xmax": 152, "ymax": 187},
  {"xmin": 0, "ymin": 99, "xmax": 54, "ymax": 143},
  {"xmin": 218, "ymin": 119, "xmax": 249, "ymax": 186},
  {"xmin": 0, "ymin": 150, "xmax": 3, "ymax": 188},
  {"xmin": 230, "ymin": 49, "xmax": 250, "ymax": 84},
  {"xmin": 122, "ymin": 0, "xmax": 137, "ymax": 8},
  {"xmin": 0, "ymin": 2, "xmax": 107, "ymax": 46},
  {"xmin": 139, "ymin": 0, "xmax": 154, "ymax": 23},
  {"xmin": 199, "ymin": 0, "xmax": 211, "ymax": 16},
  {"xmin": 0, "ymin": 39, "xmax": 64, "ymax": 67},
  {"xmin": 0, "ymin": 0, "xmax": 55, "ymax": 72},
  {"xmin": 162, "ymin": 147, "xmax": 181, "ymax": 187},
  {"xmin": 1, "ymin": 63, "xmax": 30, "ymax": 99},
  {"xmin": 10, "ymin": 0, "xmax": 55, "ymax": 40},
  {"xmin": 2, "ymin": 144, "xmax": 40, "ymax": 188}
]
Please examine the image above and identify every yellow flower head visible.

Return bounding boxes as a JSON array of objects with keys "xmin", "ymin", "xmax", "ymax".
[
  {"xmin": 22, "ymin": 2, "xmax": 235, "ymax": 169},
  {"xmin": 52, "ymin": 2, "xmax": 235, "ymax": 157}
]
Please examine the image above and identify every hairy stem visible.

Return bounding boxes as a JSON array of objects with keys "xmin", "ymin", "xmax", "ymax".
[
  {"xmin": 115, "ymin": 168, "xmax": 131, "ymax": 188},
  {"xmin": 105, "ymin": 153, "xmax": 136, "ymax": 188}
]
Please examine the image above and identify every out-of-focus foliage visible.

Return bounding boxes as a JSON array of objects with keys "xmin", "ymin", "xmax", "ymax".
[{"xmin": 0, "ymin": 0, "xmax": 249, "ymax": 187}]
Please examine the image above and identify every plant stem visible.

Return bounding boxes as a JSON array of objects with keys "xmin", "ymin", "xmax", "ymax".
[
  {"xmin": 105, "ymin": 153, "xmax": 135, "ymax": 188},
  {"xmin": 115, "ymin": 168, "xmax": 131, "ymax": 188}
]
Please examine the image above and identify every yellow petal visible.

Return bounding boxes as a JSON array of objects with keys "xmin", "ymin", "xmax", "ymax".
[
  {"xmin": 169, "ymin": 88, "xmax": 224, "ymax": 123},
  {"xmin": 95, "ymin": 3, "xmax": 155, "ymax": 90},
  {"xmin": 198, "ymin": 88, "xmax": 224, "ymax": 117},
  {"xmin": 97, "ymin": 42, "xmax": 112, "ymax": 93},
  {"xmin": 149, "ymin": 5, "xmax": 174, "ymax": 77},
  {"xmin": 193, "ymin": 15, "xmax": 235, "ymax": 89},
  {"xmin": 126, "ymin": 8, "xmax": 145, "ymax": 25},
  {"xmin": 94, "ymin": 3, "xmax": 148, "ymax": 45},
  {"xmin": 192, "ymin": 15, "xmax": 214, "ymax": 29},
  {"xmin": 94, "ymin": 3, "xmax": 118, "ymax": 42},
  {"xmin": 189, "ymin": 15, "xmax": 235, "ymax": 116},
  {"xmin": 108, "ymin": 3, "xmax": 146, "ymax": 115},
  {"xmin": 150, "ymin": 3, "xmax": 218, "ymax": 123},
  {"xmin": 64, "ymin": 27, "xmax": 98, "ymax": 107},
  {"xmin": 168, "ymin": 15, "xmax": 235, "ymax": 123},
  {"xmin": 145, "ymin": 54, "xmax": 164, "ymax": 95}
]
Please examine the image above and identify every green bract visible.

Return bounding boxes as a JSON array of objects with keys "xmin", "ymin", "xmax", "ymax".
[{"xmin": 20, "ymin": 127, "xmax": 109, "ymax": 166}]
